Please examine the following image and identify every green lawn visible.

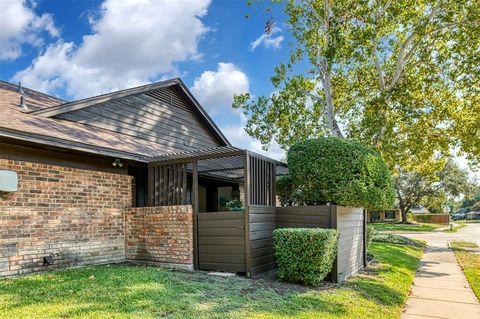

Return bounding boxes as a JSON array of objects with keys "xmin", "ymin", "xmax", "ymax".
[
  {"xmin": 369, "ymin": 222, "xmax": 443, "ymax": 232},
  {"xmin": 451, "ymin": 241, "xmax": 480, "ymax": 300},
  {"xmin": 0, "ymin": 242, "xmax": 423, "ymax": 319}
]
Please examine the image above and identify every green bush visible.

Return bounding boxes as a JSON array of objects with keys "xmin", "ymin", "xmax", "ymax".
[
  {"xmin": 273, "ymin": 228, "xmax": 339, "ymax": 286},
  {"xmin": 276, "ymin": 175, "xmax": 296, "ymax": 206},
  {"xmin": 287, "ymin": 137, "xmax": 395, "ymax": 210},
  {"xmin": 225, "ymin": 199, "xmax": 244, "ymax": 211},
  {"xmin": 367, "ymin": 225, "xmax": 376, "ymax": 248}
]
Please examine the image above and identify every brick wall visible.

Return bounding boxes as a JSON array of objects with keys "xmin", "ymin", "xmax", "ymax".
[
  {"xmin": 126, "ymin": 206, "xmax": 193, "ymax": 268},
  {"xmin": 0, "ymin": 159, "xmax": 132, "ymax": 277}
]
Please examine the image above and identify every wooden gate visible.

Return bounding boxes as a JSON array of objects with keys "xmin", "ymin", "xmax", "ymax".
[{"xmin": 197, "ymin": 212, "xmax": 246, "ymax": 273}]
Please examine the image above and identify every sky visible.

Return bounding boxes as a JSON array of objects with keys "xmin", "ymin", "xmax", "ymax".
[
  {"xmin": 0, "ymin": 0, "xmax": 289, "ymax": 159},
  {"xmin": 0, "ymin": 0, "xmax": 478, "ymax": 180}
]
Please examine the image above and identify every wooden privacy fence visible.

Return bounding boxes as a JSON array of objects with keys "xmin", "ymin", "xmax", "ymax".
[
  {"xmin": 197, "ymin": 205, "xmax": 366, "ymax": 282},
  {"xmin": 275, "ymin": 205, "xmax": 366, "ymax": 282},
  {"xmin": 146, "ymin": 147, "xmax": 366, "ymax": 282},
  {"xmin": 413, "ymin": 213, "xmax": 450, "ymax": 225},
  {"xmin": 198, "ymin": 212, "xmax": 246, "ymax": 273}
]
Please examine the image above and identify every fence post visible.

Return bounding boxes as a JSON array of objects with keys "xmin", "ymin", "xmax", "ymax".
[{"xmin": 330, "ymin": 205, "xmax": 338, "ymax": 283}]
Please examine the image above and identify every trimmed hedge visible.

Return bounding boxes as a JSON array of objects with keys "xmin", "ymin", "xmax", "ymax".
[
  {"xmin": 287, "ymin": 137, "xmax": 395, "ymax": 210},
  {"xmin": 273, "ymin": 228, "xmax": 339, "ymax": 286}
]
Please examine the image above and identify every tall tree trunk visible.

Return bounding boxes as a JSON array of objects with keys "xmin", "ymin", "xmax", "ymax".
[{"xmin": 400, "ymin": 206, "xmax": 408, "ymax": 223}]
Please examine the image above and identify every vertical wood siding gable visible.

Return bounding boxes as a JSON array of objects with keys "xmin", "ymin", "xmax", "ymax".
[{"xmin": 55, "ymin": 87, "xmax": 224, "ymax": 152}]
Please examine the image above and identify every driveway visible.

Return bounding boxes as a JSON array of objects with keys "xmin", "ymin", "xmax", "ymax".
[{"xmin": 400, "ymin": 224, "xmax": 480, "ymax": 319}]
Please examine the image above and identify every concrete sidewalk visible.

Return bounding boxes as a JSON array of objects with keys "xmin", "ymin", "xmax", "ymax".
[{"xmin": 401, "ymin": 235, "xmax": 480, "ymax": 318}]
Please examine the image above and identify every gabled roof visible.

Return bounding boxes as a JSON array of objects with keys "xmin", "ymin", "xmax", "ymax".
[
  {"xmin": 30, "ymin": 78, "xmax": 230, "ymax": 146},
  {"xmin": 0, "ymin": 79, "xmax": 230, "ymax": 161}
]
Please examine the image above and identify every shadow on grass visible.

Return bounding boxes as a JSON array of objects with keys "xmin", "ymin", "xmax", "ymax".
[
  {"xmin": 0, "ymin": 265, "xmax": 348, "ymax": 318},
  {"xmin": 1, "ymin": 242, "xmax": 423, "ymax": 318}
]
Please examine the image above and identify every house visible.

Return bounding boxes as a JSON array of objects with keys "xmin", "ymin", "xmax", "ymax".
[
  {"xmin": 466, "ymin": 211, "xmax": 480, "ymax": 220},
  {"xmin": 0, "ymin": 79, "xmax": 365, "ymax": 281},
  {"xmin": 367, "ymin": 209, "xmax": 401, "ymax": 223}
]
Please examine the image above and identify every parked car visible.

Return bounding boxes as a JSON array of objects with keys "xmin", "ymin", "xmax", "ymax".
[{"xmin": 451, "ymin": 213, "xmax": 466, "ymax": 221}]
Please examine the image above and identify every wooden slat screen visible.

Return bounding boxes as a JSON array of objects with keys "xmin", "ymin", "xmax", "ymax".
[
  {"xmin": 248, "ymin": 155, "xmax": 276, "ymax": 206},
  {"xmin": 149, "ymin": 163, "xmax": 189, "ymax": 206}
]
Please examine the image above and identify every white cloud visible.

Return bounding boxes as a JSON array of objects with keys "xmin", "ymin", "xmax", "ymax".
[
  {"xmin": 13, "ymin": 0, "xmax": 211, "ymax": 99},
  {"xmin": 0, "ymin": 0, "xmax": 59, "ymax": 61},
  {"xmin": 191, "ymin": 62, "xmax": 283, "ymax": 159},
  {"xmin": 249, "ymin": 25, "xmax": 284, "ymax": 51},
  {"xmin": 191, "ymin": 62, "xmax": 249, "ymax": 113},
  {"xmin": 222, "ymin": 125, "xmax": 285, "ymax": 161},
  {"xmin": 455, "ymin": 155, "xmax": 480, "ymax": 181}
]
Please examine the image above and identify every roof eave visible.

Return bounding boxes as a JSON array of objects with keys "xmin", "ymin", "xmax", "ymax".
[{"xmin": 0, "ymin": 128, "xmax": 149, "ymax": 163}]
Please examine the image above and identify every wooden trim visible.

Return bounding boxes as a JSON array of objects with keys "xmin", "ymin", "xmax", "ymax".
[
  {"xmin": 0, "ymin": 129, "xmax": 148, "ymax": 162},
  {"xmin": 244, "ymin": 152, "xmax": 252, "ymax": 277},
  {"xmin": 363, "ymin": 208, "xmax": 368, "ymax": 267},
  {"xmin": 330, "ymin": 205, "xmax": 339, "ymax": 283},
  {"xmin": 272, "ymin": 164, "xmax": 277, "ymax": 206},
  {"xmin": 149, "ymin": 149, "xmax": 245, "ymax": 166},
  {"xmin": 192, "ymin": 160, "xmax": 199, "ymax": 270},
  {"xmin": 147, "ymin": 164, "xmax": 154, "ymax": 206}
]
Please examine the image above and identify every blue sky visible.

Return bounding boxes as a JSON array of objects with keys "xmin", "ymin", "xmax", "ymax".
[
  {"xmin": 1, "ymin": 0, "xmax": 478, "ymax": 179},
  {"xmin": 0, "ymin": 0, "xmax": 290, "ymax": 158}
]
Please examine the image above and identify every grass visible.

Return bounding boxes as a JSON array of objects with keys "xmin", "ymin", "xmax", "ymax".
[
  {"xmin": 0, "ymin": 243, "xmax": 423, "ymax": 319},
  {"xmin": 450, "ymin": 241, "xmax": 480, "ymax": 300},
  {"xmin": 466, "ymin": 220, "xmax": 480, "ymax": 223},
  {"xmin": 372, "ymin": 233, "xmax": 427, "ymax": 248},
  {"xmin": 369, "ymin": 222, "xmax": 443, "ymax": 232},
  {"xmin": 443, "ymin": 221, "xmax": 466, "ymax": 233}
]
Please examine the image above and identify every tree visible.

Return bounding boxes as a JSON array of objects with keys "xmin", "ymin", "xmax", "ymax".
[
  {"xmin": 234, "ymin": 0, "xmax": 480, "ymax": 170},
  {"xmin": 395, "ymin": 159, "xmax": 471, "ymax": 222}
]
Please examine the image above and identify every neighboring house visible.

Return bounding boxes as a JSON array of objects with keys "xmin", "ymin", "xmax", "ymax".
[
  {"xmin": 409, "ymin": 206, "xmax": 430, "ymax": 214},
  {"xmin": 466, "ymin": 211, "xmax": 480, "ymax": 220},
  {"xmin": 0, "ymin": 79, "xmax": 366, "ymax": 282},
  {"xmin": 368, "ymin": 209, "xmax": 401, "ymax": 223}
]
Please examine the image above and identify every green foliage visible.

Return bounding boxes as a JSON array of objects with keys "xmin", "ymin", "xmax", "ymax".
[
  {"xmin": 276, "ymin": 175, "xmax": 296, "ymax": 206},
  {"xmin": 407, "ymin": 212, "xmax": 414, "ymax": 222},
  {"xmin": 273, "ymin": 228, "xmax": 339, "ymax": 286},
  {"xmin": 235, "ymin": 0, "xmax": 480, "ymax": 172},
  {"xmin": 471, "ymin": 202, "xmax": 480, "ymax": 211},
  {"xmin": 287, "ymin": 137, "xmax": 395, "ymax": 210},
  {"xmin": 226, "ymin": 199, "xmax": 244, "ymax": 212},
  {"xmin": 395, "ymin": 159, "xmax": 474, "ymax": 222},
  {"xmin": 367, "ymin": 226, "xmax": 376, "ymax": 248}
]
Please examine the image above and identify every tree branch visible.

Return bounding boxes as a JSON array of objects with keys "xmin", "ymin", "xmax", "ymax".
[
  {"xmin": 375, "ymin": 0, "xmax": 393, "ymax": 20},
  {"xmin": 387, "ymin": 6, "xmax": 441, "ymax": 90},
  {"xmin": 371, "ymin": 39, "xmax": 386, "ymax": 92},
  {"xmin": 303, "ymin": 0, "xmax": 324, "ymax": 25}
]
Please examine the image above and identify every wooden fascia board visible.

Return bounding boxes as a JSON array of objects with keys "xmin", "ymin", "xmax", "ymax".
[
  {"xmin": 29, "ymin": 79, "xmax": 180, "ymax": 117},
  {"xmin": 0, "ymin": 128, "xmax": 149, "ymax": 162}
]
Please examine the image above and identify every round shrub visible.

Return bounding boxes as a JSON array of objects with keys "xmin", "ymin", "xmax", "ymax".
[
  {"xmin": 273, "ymin": 228, "xmax": 339, "ymax": 286},
  {"xmin": 287, "ymin": 137, "xmax": 395, "ymax": 210}
]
